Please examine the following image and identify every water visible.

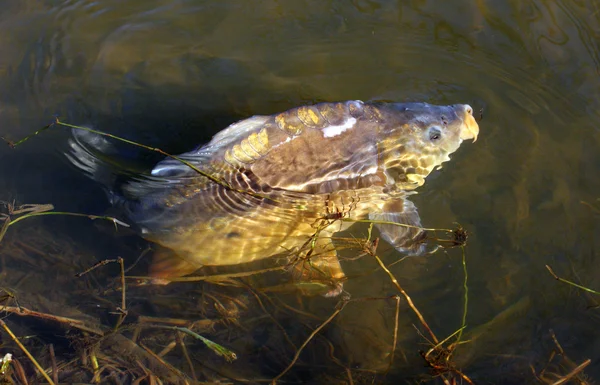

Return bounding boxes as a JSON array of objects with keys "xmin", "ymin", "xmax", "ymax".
[{"xmin": 0, "ymin": 0, "xmax": 599, "ymax": 383}]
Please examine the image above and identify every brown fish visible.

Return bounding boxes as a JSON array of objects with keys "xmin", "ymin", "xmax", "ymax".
[{"xmin": 68, "ymin": 100, "xmax": 479, "ymax": 296}]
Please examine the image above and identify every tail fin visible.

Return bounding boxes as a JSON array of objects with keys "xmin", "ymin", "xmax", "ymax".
[{"xmin": 64, "ymin": 128, "xmax": 150, "ymax": 205}]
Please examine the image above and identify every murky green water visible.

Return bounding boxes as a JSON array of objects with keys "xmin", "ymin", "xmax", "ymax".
[{"xmin": 0, "ymin": 0, "xmax": 599, "ymax": 383}]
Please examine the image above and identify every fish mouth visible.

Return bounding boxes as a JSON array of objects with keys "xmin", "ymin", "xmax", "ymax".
[{"xmin": 456, "ymin": 104, "xmax": 479, "ymax": 142}]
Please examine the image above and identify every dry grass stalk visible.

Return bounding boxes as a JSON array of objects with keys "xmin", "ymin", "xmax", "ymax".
[
  {"xmin": 0, "ymin": 319, "xmax": 56, "ymax": 384},
  {"xmin": 385, "ymin": 295, "xmax": 401, "ymax": 374},
  {"xmin": 48, "ymin": 344, "xmax": 58, "ymax": 384},
  {"xmin": 177, "ymin": 332, "xmax": 197, "ymax": 382},
  {"xmin": 546, "ymin": 265, "xmax": 600, "ymax": 296}
]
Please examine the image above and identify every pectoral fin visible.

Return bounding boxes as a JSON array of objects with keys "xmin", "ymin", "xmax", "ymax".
[
  {"xmin": 368, "ymin": 199, "xmax": 426, "ymax": 255},
  {"xmin": 290, "ymin": 237, "xmax": 345, "ymax": 297}
]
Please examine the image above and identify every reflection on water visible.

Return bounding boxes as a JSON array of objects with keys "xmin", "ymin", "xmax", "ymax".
[{"xmin": 0, "ymin": 0, "xmax": 599, "ymax": 383}]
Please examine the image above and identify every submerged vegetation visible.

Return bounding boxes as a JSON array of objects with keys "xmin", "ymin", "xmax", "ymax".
[{"xmin": 0, "ymin": 121, "xmax": 594, "ymax": 384}]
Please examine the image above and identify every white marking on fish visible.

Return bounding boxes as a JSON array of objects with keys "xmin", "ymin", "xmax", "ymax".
[
  {"xmin": 286, "ymin": 162, "xmax": 379, "ymax": 190},
  {"xmin": 362, "ymin": 165, "xmax": 378, "ymax": 175},
  {"xmin": 272, "ymin": 136, "xmax": 293, "ymax": 149},
  {"xmin": 322, "ymin": 117, "xmax": 357, "ymax": 138}
]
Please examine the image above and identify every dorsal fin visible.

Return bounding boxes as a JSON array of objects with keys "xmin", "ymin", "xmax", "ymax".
[{"xmin": 150, "ymin": 116, "xmax": 270, "ymax": 178}]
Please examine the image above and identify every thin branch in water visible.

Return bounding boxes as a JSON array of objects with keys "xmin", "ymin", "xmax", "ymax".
[{"xmin": 76, "ymin": 258, "xmax": 122, "ymax": 278}]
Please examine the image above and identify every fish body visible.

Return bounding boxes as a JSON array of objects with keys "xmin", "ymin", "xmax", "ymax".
[{"xmin": 68, "ymin": 100, "xmax": 479, "ymax": 296}]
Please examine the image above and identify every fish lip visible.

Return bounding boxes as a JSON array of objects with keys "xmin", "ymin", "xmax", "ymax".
[{"xmin": 457, "ymin": 104, "xmax": 480, "ymax": 142}]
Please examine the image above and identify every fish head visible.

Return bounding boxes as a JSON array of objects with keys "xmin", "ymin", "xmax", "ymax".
[{"xmin": 374, "ymin": 102, "xmax": 479, "ymax": 190}]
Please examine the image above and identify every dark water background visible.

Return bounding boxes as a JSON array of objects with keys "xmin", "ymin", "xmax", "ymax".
[{"xmin": 0, "ymin": 0, "xmax": 599, "ymax": 384}]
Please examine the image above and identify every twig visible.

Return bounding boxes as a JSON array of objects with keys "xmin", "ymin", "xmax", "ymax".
[
  {"xmin": 0, "ymin": 305, "xmax": 104, "ymax": 335},
  {"xmin": 549, "ymin": 329, "xmax": 566, "ymax": 356},
  {"xmin": 75, "ymin": 258, "xmax": 121, "ymax": 278},
  {"xmin": 271, "ymin": 300, "xmax": 348, "ymax": 384},
  {"xmin": 0, "ymin": 319, "xmax": 56, "ymax": 385}
]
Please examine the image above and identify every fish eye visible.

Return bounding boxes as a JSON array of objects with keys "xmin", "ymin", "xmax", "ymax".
[{"xmin": 429, "ymin": 127, "xmax": 442, "ymax": 141}]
